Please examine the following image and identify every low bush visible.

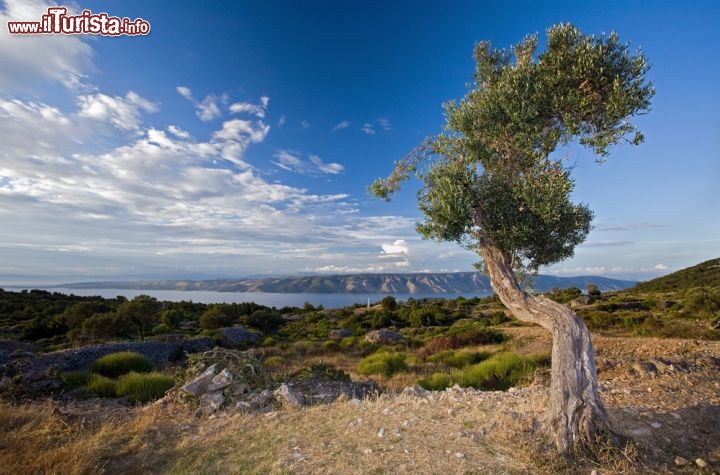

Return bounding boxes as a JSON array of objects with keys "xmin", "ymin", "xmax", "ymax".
[
  {"xmin": 61, "ymin": 370, "xmax": 91, "ymax": 390},
  {"xmin": 428, "ymin": 349, "xmax": 491, "ymax": 368},
  {"xmin": 358, "ymin": 351, "xmax": 408, "ymax": 377},
  {"xmin": 417, "ymin": 372, "xmax": 452, "ymax": 391},
  {"xmin": 263, "ymin": 355, "xmax": 284, "ymax": 368},
  {"xmin": 451, "ymin": 352, "xmax": 549, "ymax": 391},
  {"xmin": 417, "ymin": 328, "xmax": 506, "ymax": 359},
  {"xmin": 90, "ymin": 351, "xmax": 153, "ymax": 378},
  {"xmin": 85, "ymin": 374, "xmax": 118, "ymax": 397},
  {"xmin": 116, "ymin": 371, "xmax": 175, "ymax": 403}
]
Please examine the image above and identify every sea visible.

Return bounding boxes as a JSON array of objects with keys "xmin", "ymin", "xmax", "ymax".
[{"xmin": 12, "ymin": 287, "xmax": 493, "ymax": 309}]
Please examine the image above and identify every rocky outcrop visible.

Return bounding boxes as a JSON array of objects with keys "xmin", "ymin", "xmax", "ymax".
[
  {"xmin": 174, "ymin": 350, "xmax": 379, "ymax": 415},
  {"xmin": 0, "ymin": 338, "xmax": 215, "ymax": 399},
  {"xmin": 365, "ymin": 329, "xmax": 403, "ymax": 344}
]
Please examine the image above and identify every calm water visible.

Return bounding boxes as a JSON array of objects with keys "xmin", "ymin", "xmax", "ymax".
[{"xmin": 22, "ymin": 288, "xmax": 492, "ymax": 309}]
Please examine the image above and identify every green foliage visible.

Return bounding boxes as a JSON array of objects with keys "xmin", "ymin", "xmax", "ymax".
[
  {"xmin": 371, "ymin": 23, "xmax": 653, "ymax": 276},
  {"xmin": 199, "ymin": 305, "xmax": 235, "ymax": 330},
  {"xmin": 116, "ymin": 371, "xmax": 175, "ymax": 403},
  {"xmin": 85, "ymin": 374, "xmax": 118, "ymax": 397},
  {"xmin": 380, "ymin": 296, "xmax": 398, "ymax": 311},
  {"xmin": 263, "ymin": 355, "xmax": 284, "ymax": 368},
  {"xmin": 358, "ymin": 351, "xmax": 408, "ymax": 377},
  {"xmin": 427, "ymin": 349, "xmax": 491, "ymax": 368},
  {"xmin": 547, "ymin": 287, "xmax": 583, "ymax": 304},
  {"xmin": 245, "ymin": 309, "xmax": 285, "ymax": 334},
  {"xmin": 90, "ymin": 351, "xmax": 154, "ymax": 378},
  {"xmin": 451, "ymin": 352, "xmax": 549, "ymax": 390},
  {"xmin": 633, "ymin": 258, "xmax": 720, "ymax": 292},
  {"xmin": 417, "ymin": 372, "xmax": 452, "ymax": 391},
  {"xmin": 116, "ymin": 295, "xmax": 162, "ymax": 341},
  {"xmin": 61, "ymin": 370, "xmax": 92, "ymax": 390}
]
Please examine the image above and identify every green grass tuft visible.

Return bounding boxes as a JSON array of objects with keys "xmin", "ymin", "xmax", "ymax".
[
  {"xmin": 90, "ymin": 351, "xmax": 154, "ymax": 378},
  {"xmin": 451, "ymin": 352, "xmax": 549, "ymax": 390},
  {"xmin": 116, "ymin": 371, "xmax": 175, "ymax": 403},
  {"xmin": 358, "ymin": 351, "xmax": 408, "ymax": 377},
  {"xmin": 85, "ymin": 374, "xmax": 118, "ymax": 397}
]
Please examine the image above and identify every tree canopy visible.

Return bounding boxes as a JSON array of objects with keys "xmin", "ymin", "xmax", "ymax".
[{"xmin": 371, "ymin": 23, "xmax": 654, "ymax": 276}]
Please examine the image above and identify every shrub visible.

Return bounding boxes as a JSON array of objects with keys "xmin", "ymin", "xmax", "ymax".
[
  {"xmin": 428, "ymin": 349, "xmax": 491, "ymax": 368},
  {"xmin": 417, "ymin": 372, "xmax": 452, "ymax": 391},
  {"xmin": 451, "ymin": 352, "xmax": 549, "ymax": 390},
  {"xmin": 61, "ymin": 370, "xmax": 91, "ymax": 390},
  {"xmin": 90, "ymin": 351, "xmax": 153, "ymax": 378},
  {"xmin": 116, "ymin": 371, "xmax": 175, "ymax": 403},
  {"xmin": 417, "ymin": 328, "xmax": 506, "ymax": 359},
  {"xmin": 358, "ymin": 351, "xmax": 408, "ymax": 377},
  {"xmin": 322, "ymin": 340, "xmax": 340, "ymax": 352},
  {"xmin": 263, "ymin": 355, "xmax": 284, "ymax": 368},
  {"xmin": 85, "ymin": 374, "xmax": 118, "ymax": 397}
]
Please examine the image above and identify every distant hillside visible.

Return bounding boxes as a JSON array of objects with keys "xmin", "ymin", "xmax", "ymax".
[
  {"xmin": 633, "ymin": 257, "xmax": 720, "ymax": 292},
  {"xmin": 59, "ymin": 272, "xmax": 635, "ymax": 295}
]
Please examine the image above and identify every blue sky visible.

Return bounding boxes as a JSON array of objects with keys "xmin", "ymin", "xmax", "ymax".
[{"xmin": 0, "ymin": 0, "xmax": 718, "ymax": 284}]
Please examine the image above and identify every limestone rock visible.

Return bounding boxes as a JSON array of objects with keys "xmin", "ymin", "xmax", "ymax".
[
  {"xmin": 365, "ymin": 329, "xmax": 403, "ymax": 344},
  {"xmin": 329, "ymin": 328, "xmax": 353, "ymax": 339},
  {"xmin": 182, "ymin": 364, "xmax": 218, "ymax": 395},
  {"xmin": 199, "ymin": 392, "xmax": 225, "ymax": 413},
  {"xmin": 274, "ymin": 383, "xmax": 305, "ymax": 409}
]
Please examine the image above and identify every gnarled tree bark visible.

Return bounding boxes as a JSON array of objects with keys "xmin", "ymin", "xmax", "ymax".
[{"xmin": 475, "ymin": 218, "xmax": 613, "ymax": 454}]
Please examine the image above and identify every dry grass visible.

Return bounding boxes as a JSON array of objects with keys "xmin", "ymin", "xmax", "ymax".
[
  {"xmin": 0, "ymin": 385, "xmax": 650, "ymax": 475},
  {"xmin": 3, "ymin": 330, "xmax": 718, "ymax": 474}
]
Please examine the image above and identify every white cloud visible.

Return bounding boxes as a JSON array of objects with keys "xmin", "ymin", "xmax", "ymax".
[
  {"xmin": 167, "ymin": 125, "xmax": 190, "ymax": 139},
  {"xmin": 197, "ymin": 95, "xmax": 222, "ymax": 121},
  {"xmin": 272, "ymin": 150, "xmax": 344, "ymax": 176},
  {"xmin": 362, "ymin": 118, "xmax": 392, "ymax": 135},
  {"xmin": 377, "ymin": 117, "xmax": 392, "ymax": 131},
  {"xmin": 176, "ymin": 86, "xmax": 223, "ymax": 122},
  {"xmin": 0, "ymin": 0, "xmax": 94, "ymax": 92},
  {"xmin": 277, "ymin": 115, "xmax": 286, "ymax": 127},
  {"xmin": 361, "ymin": 123, "xmax": 375, "ymax": 135},
  {"xmin": 382, "ymin": 239, "xmax": 408, "ymax": 255},
  {"xmin": 300, "ymin": 120, "xmax": 311, "ymax": 129},
  {"xmin": 176, "ymin": 86, "xmax": 193, "ymax": 99},
  {"xmin": 76, "ymin": 91, "xmax": 157, "ymax": 131},
  {"xmin": 229, "ymin": 96, "xmax": 268, "ymax": 118},
  {"xmin": 332, "ymin": 120, "xmax": 350, "ymax": 131},
  {"xmin": 653, "ymin": 263, "xmax": 668, "ymax": 270}
]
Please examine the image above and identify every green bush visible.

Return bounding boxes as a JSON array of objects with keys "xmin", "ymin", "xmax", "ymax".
[
  {"xmin": 322, "ymin": 340, "xmax": 340, "ymax": 352},
  {"xmin": 61, "ymin": 370, "xmax": 92, "ymax": 390},
  {"xmin": 358, "ymin": 351, "xmax": 408, "ymax": 377},
  {"xmin": 428, "ymin": 349, "xmax": 491, "ymax": 368},
  {"xmin": 417, "ymin": 372, "xmax": 452, "ymax": 391},
  {"xmin": 116, "ymin": 371, "xmax": 175, "ymax": 403},
  {"xmin": 451, "ymin": 352, "xmax": 549, "ymax": 390},
  {"xmin": 90, "ymin": 351, "xmax": 154, "ymax": 378},
  {"xmin": 263, "ymin": 355, "xmax": 284, "ymax": 368},
  {"xmin": 86, "ymin": 374, "xmax": 118, "ymax": 397}
]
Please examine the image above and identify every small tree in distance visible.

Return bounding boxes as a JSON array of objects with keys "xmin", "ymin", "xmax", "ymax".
[{"xmin": 370, "ymin": 24, "xmax": 653, "ymax": 454}]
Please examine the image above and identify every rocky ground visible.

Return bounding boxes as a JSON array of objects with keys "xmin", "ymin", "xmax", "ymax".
[{"xmin": 1, "ymin": 330, "xmax": 718, "ymax": 474}]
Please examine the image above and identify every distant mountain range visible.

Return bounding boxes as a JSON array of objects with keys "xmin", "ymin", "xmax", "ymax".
[{"xmin": 57, "ymin": 272, "xmax": 636, "ymax": 295}]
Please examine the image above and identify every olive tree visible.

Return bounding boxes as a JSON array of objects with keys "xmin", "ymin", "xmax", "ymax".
[{"xmin": 370, "ymin": 24, "xmax": 653, "ymax": 453}]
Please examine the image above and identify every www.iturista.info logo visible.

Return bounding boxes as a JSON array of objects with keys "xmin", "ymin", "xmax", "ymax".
[{"xmin": 7, "ymin": 6, "xmax": 150, "ymax": 36}]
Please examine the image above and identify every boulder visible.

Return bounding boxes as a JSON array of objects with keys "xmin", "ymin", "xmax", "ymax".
[
  {"xmin": 365, "ymin": 329, "xmax": 403, "ymax": 344},
  {"xmin": 329, "ymin": 328, "xmax": 353, "ymax": 339}
]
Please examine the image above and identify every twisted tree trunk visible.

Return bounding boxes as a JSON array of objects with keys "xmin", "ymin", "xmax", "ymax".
[{"xmin": 476, "ymin": 237, "xmax": 614, "ymax": 454}]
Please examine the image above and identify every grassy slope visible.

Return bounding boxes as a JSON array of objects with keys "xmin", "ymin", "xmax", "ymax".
[{"xmin": 633, "ymin": 257, "xmax": 720, "ymax": 292}]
